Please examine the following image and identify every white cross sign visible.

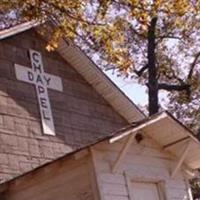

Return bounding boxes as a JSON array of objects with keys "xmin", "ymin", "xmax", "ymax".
[{"xmin": 15, "ymin": 49, "xmax": 63, "ymax": 135}]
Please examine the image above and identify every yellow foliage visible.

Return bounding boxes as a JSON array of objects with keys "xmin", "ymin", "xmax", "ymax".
[
  {"xmin": 1, "ymin": 0, "xmax": 200, "ymax": 132},
  {"xmin": 1, "ymin": 0, "xmax": 199, "ymax": 73}
]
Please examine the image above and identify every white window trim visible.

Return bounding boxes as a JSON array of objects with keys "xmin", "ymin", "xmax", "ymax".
[{"xmin": 124, "ymin": 172, "xmax": 167, "ymax": 200}]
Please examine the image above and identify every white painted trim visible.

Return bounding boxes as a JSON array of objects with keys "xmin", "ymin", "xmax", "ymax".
[
  {"xmin": 183, "ymin": 173, "xmax": 194, "ymax": 200},
  {"xmin": 89, "ymin": 148, "xmax": 104, "ymax": 200},
  {"xmin": 57, "ymin": 40, "xmax": 145, "ymax": 123},
  {"xmin": 112, "ymin": 131, "xmax": 138, "ymax": 173},
  {"xmin": 0, "ymin": 21, "xmax": 39, "ymax": 40},
  {"xmin": 125, "ymin": 172, "xmax": 167, "ymax": 200},
  {"xmin": 1, "ymin": 22, "xmax": 145, "ymax": 124},
  {"xmin": 124, "ymin": 172, "xmax": 135, "ymax": 200},
  {"xmin": 167, "ymin": 115, "xmax": 200, "ymax": 144},
  {"xmin": 109, "ymin": 112, "xmax": 168, "ymax": 144},
  {"xmin": 171, "ymin": 140, "xmax": 192, "ymax": 178},
  {"xmin": 157, "ymin": 181, "xmax": 167, "ymax": 200},
  {"xmin": 183, "ymin": 166, "xmax": 196, "ymax": 178}
]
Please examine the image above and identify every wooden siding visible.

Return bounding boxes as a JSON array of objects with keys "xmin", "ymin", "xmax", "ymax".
[
  {"xmin": 3, "ymin": 152, "xmax": 96, "ymax": 200},
  {"xmin": 0, "ymin": 134, "xmax": 192, "ymax": 200},
  {"xmin": 0, "ymin": 28, "xmax": 128, "ymax": 182},
  {"xmin": 57, "ymin": 39, "xmax": 144, "ymax": 123},
  {"xmin": 0, "ymin": 22, "xmax": 145, "ymax": 125},
  {"xmin": 91, "ymin": 136, "xmax": 190, "ymax": 200}
]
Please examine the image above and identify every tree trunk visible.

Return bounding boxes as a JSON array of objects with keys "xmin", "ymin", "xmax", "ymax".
[{"xmin": 147, "ymin": 17, "xmax": 159, "ymax": 116}]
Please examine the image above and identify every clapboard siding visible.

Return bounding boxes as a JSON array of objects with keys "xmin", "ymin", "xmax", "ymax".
[
  {"xmin": 57, "ymin": 40, "xmax": 144, "ymax": 123},
  {"xmin": 92, "ymin": 136, "xmax": 190, "ymax": 200},
  {"xmin": 0, "ymin": 28, "xmax": 129, "ymax": 182},
  {"xmin": 104, "ymin": 195, "xmax": 129, "ymax": 200},
  {"xmin": 1, "ymin": 136, "xmax": 191, "ymax": 200},
  {"xmin": 4, "ymin": 154, "xmax": 95, "ymax": 200}
]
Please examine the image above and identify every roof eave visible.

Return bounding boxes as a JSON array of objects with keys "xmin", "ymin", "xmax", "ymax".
[{"xmin": 0, "ymin": 21, "xmax": 39, "ymax": 40}]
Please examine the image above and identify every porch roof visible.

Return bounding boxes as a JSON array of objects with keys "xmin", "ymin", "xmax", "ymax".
[{"xmin": 110, "ymin": 111, "xmax": 200, "ymax": 175}]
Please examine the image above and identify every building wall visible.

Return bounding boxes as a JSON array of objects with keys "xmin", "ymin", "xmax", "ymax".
[
  {"xmin": 0, "ymin": 136, "xmax": 191, "ymax": 200},
  {"xmin": 91, "ymin": 136, "xmax": 190, "ymax": 200},
  {"xmin": 0, "ymin": 29, "xmax": 127, "ymax": 182},
  {"xmin": 1, "ymin": 152, "xmax": 95, "ymax": 200}
]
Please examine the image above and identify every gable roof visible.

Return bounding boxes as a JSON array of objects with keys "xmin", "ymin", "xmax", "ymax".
[
  {"xmin": 0, "ymin": 111, "xmax": 199, "ymax": 191},
  {"xmin": 110, "ymin": 111, "xmax": 200, "ymax": 171},
  {"xmin": 0, "ymin": 22, "xmax": 145, "ymax": 123},
  {"xmin": 1, "ymin": 23, "xmax": 200, "ymax": 186}
]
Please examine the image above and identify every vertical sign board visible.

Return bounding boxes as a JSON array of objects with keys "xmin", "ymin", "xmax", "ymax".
[{"xmin": 15, "ymin": 49, "xmax": 63, "ymax": 135}]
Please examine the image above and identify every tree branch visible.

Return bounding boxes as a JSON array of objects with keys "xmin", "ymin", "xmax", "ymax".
[
  {"xmin": 187, "ymin": 51, "xmax": 200, "ymax": 80},
  {"xmin": 130, "ymin": 26, "xmax": 146, "ymax": 38},
  {"xmin": 157, "ymin": 35, "xmax": 182, "ymax": 40},
  {"xmin": 158, "ymin": 83, "xmax": 190, "ymax": 92},
  {"xmin": 112, "ymin": 0, "xmax": 150, "ymax": 13},
  {"xmin": 162, "ymin": 68, "xmax": 185, "ymax": 85},
  {"xmin": 134, "ymin": 64, "xmax": 148, "ymax": 77}
]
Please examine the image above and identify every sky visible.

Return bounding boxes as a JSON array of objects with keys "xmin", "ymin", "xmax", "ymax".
[
  {"xmin": 106, "ymin": 71, "xmax": 148, "ymax": 106},
  {"xmin": 105, "ymin": 71, "xmax": 169, "ymax": 113}
]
